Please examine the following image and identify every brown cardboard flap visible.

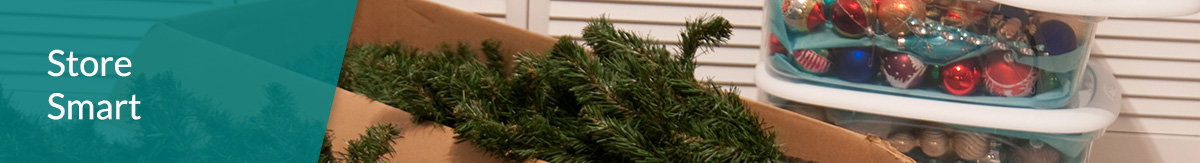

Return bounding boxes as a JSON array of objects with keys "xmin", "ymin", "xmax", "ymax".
[
  {"xmin": 743, "ymin": 97, "xmax": 915, "ymax": 163},
  {"xmin": 327, "ymin": 90, "xmax": 914, "ymax": 163},
  {"xmin": 328, "ymin": 88, "xmax": 501, "ymax": 162}
]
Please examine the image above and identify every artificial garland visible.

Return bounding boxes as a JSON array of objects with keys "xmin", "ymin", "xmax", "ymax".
[{"xmin": 338, "ymin": 16, "xmax": 796, "ymax": 162}]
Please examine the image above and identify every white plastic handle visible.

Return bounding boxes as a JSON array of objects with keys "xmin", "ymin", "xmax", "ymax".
[{"xmin": 993, "ymin": 0, "xmax": 1200, "ymax": 18}]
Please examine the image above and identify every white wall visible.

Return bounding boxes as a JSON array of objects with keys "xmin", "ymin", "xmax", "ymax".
[{"xmin": 431, "ymin": 0, "xmax": 1200, "ymax": 162}]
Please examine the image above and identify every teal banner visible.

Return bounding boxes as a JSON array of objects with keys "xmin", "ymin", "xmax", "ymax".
[{"xmin": 0, "ymin": 0, "xmax": 355, "ymax": 162}]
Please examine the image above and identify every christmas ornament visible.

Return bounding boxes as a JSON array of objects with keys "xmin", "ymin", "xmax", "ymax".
[
  {"xmin": 889, "ymin": 132, "xmax": 918, "ymax": 153},
  {"xmin": 984, "ymin": 140, "xmax": 1006, "ymax": 163},
  {"xmin": 793, "ymin": 49, "xmax": 833, "ymax": 74},
  {"xmin": 983, "ymin": 4, "xmax": 1031, "ymax": 33},
  {"xmin": 899, "ymin": 19, "xmax": 978, "ymax": 63},
  {"xmin": 782, "ymin": 0, "xmax": 827, "ymax": 33},
  {"xmin": 938, "ymin": 1, "xmax": 982, "ymax": 27},
  {"xmin": 925, "ymin": 8, "xmax": 942, "ymax": 22},
  {"xmin": 924, "ymin": 64, "xmax": 942, "ymax": 86},
  {"xmin": 831, "ymin": 0, "xmax": 874, "ymax": 38},
  {"xmin": 1011, "ymin": 142, "xmax": 1062, "ymax": 163},
  {"xmin": 1033, "ymin": 20, "xmax": 1077, "ymax": 56},
  {"xmin": 942, "ymin": 59, "xmax": 981, "ymax": 95},
  {"xmin": 899, "ymin": 18, "xmax": 1038, "ymax": 61},
  {"xmin": 923, "ymin": 0, "xmax": 953, "ymax": 24},
  {"xmin": 919, "ymin": 129, "xmax": 953, "ymax": 158},
  {"xmin": 770, "ymin": 34, "xmax": 786, "ymax": 55},
  {"xmin": 953, "ymin": 131, "xmax": 990, "ymax": 160},
  {"xmin": 877, "ymin": 0, "xmax": 926, "ymax": 37},
  {"xmin": 834, "ymin": 47, "xmax": 878, "ymax": 83},
  {"xmin": 996, "ymin": 17, "xmax": 1029, "ymax": 43},
  {"xmin": 1036, "ymin": 70, "xmax": 1062, "ymax": 94},
  {"xmin": 881, "ymin": 52, "xmax": 927, "ymax": 89},
  {"xmin": 980, "ymin": 14, "xmax": 1004, "ymax": 33},
  {"xmin": 983, "ymin": 52, "xmax": 1037, "ymax": 97}
]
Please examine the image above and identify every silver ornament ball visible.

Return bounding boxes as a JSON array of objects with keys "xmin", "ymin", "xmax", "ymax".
[
  {"xmin": 1011, "ymin": 141, "xmax": 1062, "ymax": 163},
  {"xmin": 919, "ymin": 129, "xmax": 953, "ymax": 158},
  {"xmin": 889, "ymin": 132, "xmax": 918, "ymax": 153},
  {"xmin": 953, "ymin": 131, "xmax": 991, "ymax": 160}
]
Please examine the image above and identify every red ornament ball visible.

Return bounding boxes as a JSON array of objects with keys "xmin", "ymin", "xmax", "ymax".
[
  {"xmin": 782, "ymin": 0, "xmax": 827, "ymax": 33},
  {"xmin": 831, "ymin": 0, "xmax": 873, "ymax": 38},
  {"xmin": 942, "ymin": 59, "xmax": 981, "ymax": 96},
  {"xmin": 769, "ymin": 34, "xmax": 786, "ymax": 55},
  {"xmin": 793, "ymin": 49, "xmax": 832, "ymax": 74},
  {"xmin": 881, "ymin": 53, "xmax": 927, "ymax": 89},
  {"xmin": 984, "ymin": 53, "xmax": 1038, "ymax": 97}
]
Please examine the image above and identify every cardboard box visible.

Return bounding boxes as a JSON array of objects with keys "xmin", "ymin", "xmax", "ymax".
[{"xmin": 327, "ymin": 0, "xmax": 914, "ymax": 162}]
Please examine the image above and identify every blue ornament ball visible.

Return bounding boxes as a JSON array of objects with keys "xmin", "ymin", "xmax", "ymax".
[
  {"xmin": 834, "ymin": 47, "xmax": 878, "ymax": 83},
  {"xmin": 1033, "ymin": 20, "xmax": 1077, "ymax": 56}
]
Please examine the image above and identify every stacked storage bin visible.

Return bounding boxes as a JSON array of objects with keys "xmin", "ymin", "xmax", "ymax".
[
  {"xmin": 757, "ymin": 0, "xmax": 1200, "ymax": 162},
  {"xmin": 759, "ymin": 60, "xmax": 1117, "ymax": 162}
]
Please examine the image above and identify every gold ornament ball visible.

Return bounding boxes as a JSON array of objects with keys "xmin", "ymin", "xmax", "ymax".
[
  {"xmin": 782, "ymin": 0, "xmax": 826, "ymax": 33},
  {"xmin": 876, "ymin": 0, "xmax": 926, "ymax": 37}
]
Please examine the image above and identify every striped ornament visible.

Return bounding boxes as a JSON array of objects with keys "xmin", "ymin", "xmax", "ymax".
[{"xmin": 792, "ymin": 49, "xmax": 831, "ymax": 74}]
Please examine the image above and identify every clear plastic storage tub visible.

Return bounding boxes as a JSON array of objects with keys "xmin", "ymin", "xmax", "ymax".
[
  {"xmin": 829, "ymin": 110, "xmax": 1098, "ymax": 163},
  {"xmin": 757, "ymin": 59, "xmax": 1122, "ymax": 163},
  {"xmin": 762, "ymin": 0, "xmax": 1174, "ymax": 108}
]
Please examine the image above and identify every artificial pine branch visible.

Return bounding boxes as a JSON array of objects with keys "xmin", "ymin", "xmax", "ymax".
[
  {"xmin": 322, "ymin": 123, "xmax": 404, "ymax": 163},
  {"xmin": 319, "ymin": 131, "xmax": 336, "ymax": 163},
  {"xmin": 338, "ymin": 16, "xmax": 796, "ymax": 162},
  {"xmin": 341, "ymin": 123, "xmax": 403, "ymax": 163},
  {"xmin": 677, "ymin": 16, "xmax": 734, "ymax": 74}
]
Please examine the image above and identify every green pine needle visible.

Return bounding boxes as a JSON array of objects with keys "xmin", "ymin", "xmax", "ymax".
[
  {"xmin": 338, "ymin": 16, "xmax": 795, "ymax": 162},
  {"xmin": 323, "ymin": 123, "xmax": 404, "ymax": 163}
]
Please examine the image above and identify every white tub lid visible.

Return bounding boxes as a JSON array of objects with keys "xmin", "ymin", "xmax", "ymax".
[
  {"xmin": 754, "ymin": 58, "xmax": 1122, "ymax": 134},
  {"xmin": 993, "ymin": 0, "xmax": 1200, "ymax": 18}
]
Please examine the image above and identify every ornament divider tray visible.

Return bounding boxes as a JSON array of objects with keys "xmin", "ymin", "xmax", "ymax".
[
  {"xmin": 764, "ymin": 0, "xmax": 1103, "ymax": 109},
  {"xmin": 768, "ymin": 16, "xmax": 1093, "ymax": 71},
  {"xmin": 769, "ymin": 54, "xmax": 1077, "ymax": 108},
  {"xmin": 754, "ymin": 58, "xmax": 1121, "ymax": 134}
]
